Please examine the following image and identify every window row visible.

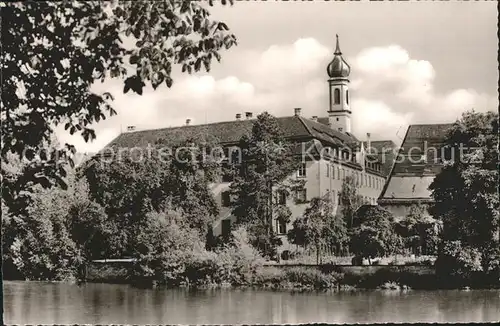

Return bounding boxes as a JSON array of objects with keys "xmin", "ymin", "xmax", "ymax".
[{"xmin": 324, "ymin": 164, "xmax": 385, "ymax": 189}]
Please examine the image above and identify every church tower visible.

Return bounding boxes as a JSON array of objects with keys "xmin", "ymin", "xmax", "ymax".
[{"xmin": 326, "ymin": 35, "xmax": 351, "ymax": 133}]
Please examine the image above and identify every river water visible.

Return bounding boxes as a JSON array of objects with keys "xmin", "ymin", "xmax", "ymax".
[{"xmin": 3, "ymin": 281, "xmax": 500, "ymax": 324}]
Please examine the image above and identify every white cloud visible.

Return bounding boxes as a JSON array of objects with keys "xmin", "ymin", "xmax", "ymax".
[{"xmin": 57, "ymin": 39, "xmax": 497, "ymax": 152}]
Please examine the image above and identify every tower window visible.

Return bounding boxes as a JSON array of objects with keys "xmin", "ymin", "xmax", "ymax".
[
  {"xmin": 334, "ymin": 88, "xmax": 340, "ymax": 104},
  {"xmin": 346, "ymin": 90, "xmax": 349, "ymax": 105},
  {"xmin": 336, "ymin": 118, "xmax": 339, "ymax": 121}
]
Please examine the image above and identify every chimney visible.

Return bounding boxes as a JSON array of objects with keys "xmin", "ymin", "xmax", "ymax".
[
  {"xmin": 366, "ymin": 132, "xmax": 371, "ymax": 150},
  {"xmin": 311, "ymin": 116, "xmax": 318, "ymax": 122},
  {"xmin": 245, "ymin": 112, "xmax": 253, "ymax": 119},
  {"xmin": 186, "ymin": 119, "xmax": 191, "ymax": 126},
  {"xmin": 294, "ymin": 108, "xmax": 301, "ymax": 116},
  {"xmin": 235, "ymin": 113, "xmax": 242, "ymax": 121}
]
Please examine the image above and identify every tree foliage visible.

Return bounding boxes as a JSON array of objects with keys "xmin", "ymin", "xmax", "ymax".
[
  {"xmin": 338, "ymin": 175, "xmax": 364, "ymax": 228},
  {"xmin": 287, "ymin": 196, "xmax": 348, "ymax": 263},
  {"xmin": 79, "ymin": 135, "xmax": 221, "ymax": 256},
  {"xmin": 430, "ymin": 110, "xmax": 499, "ymax": 283},
  {"xmin": 395, "ymin": 203, "xmax": 441, "ymax": 256},
  {"xmin": 2, "ymin": 173, "xmax": 110, "ymax": 280},
  {"xmin": 230, "ymin": 112, "xmax": 302, "ymax": 257},
  {"xmin": 1, "ymin": 0, "xmax": 237, "ymax": 211},
  {"xmin": 350, "ymin": 205, "xmax": 402, "ymax": 263}
]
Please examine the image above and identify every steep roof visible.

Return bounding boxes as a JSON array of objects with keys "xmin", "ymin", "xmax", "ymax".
[
  {"xmin": 362, "ymin": 140, "xmax": 397, "ymax": 177},
  {"xmin": 379, "ymin": 123, "xmax": 454, "ymax": 203},
  {"xmin": 102, "ymin": 115, "xmax": 359, "ymax": 151}
]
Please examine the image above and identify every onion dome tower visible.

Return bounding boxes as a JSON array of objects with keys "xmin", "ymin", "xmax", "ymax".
[{"xmin": 327, "ymin": 35, "xmax": 351, "ymax": 133}]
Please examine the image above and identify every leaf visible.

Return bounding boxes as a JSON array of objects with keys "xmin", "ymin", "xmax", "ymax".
[
  {"xmin": 165, "ymin": 77, "xmax": 173, "ymax": 88},
  {"xmin": 130, "ymin": 55, "xmax": 139, "ymax": 65}
]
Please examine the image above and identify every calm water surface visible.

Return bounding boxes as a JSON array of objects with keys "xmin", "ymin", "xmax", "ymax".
[{"xmin": 3, "ymin": 281, "xmax": 500, "ymax": 324}]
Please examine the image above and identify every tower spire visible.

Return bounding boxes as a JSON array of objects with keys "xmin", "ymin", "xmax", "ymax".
[{"xmin": 334, "ymin": 34, "xmax": 342, "ymax": 55}]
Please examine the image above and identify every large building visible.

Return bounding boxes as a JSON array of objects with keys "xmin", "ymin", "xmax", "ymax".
[
  {"xmin": 103, "ymin": 36, "xmax": 397, "ymax": 246},
  {"xmin": 378, "ymin": 123, "xmax": 454, "ymax": 220}
]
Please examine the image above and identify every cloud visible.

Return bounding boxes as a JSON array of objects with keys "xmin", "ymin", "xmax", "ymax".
[{"xmin": 57, "ymin": 38, "xmax": 497, "ymax": 152}]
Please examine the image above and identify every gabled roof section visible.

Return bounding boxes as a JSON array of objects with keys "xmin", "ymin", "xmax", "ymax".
[
  {"xmin": 300, "ymin": 117, "xmax": 359, "ymax": 146},
  {"xmin": 103, "ymin": 116, "xmax": 312, "ymax": 150},
  {"xmin": 362, "ymin": 140, "xmax": 397, "ymax": 153},
  {"xmin": 102, "ymin": 115, "xmax": 359, "ymax": 152},
  {"xmin": 379, "ymin": 123, "xmax": 454, "ymax": 202}
]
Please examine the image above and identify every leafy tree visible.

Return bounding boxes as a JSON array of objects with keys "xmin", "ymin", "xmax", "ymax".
[
  {"xmin": 350, "ymin": 205, "xmax": 402, "ymax": 264},
  {"xmin": 230, "ymin": 112, "xmax": 301, "ymax": 258},
  {"xmin": 338, "ymin": 175, "xmax": 364, "ymax": 229},
  {"xmin": 4, "ymin": 176, "xmax": 83, "ymax": 280},
  {"xmin": 80, "ymin": 135, "xmax": 221, "ymax": 256},
  {"xmin": 131, "ymin": 209, "xmax": 205, "ymax": 287},
  {"xmin": 395, "ymin": 203, "xmax": 441, "ymax": 256},
  {"xmin": 67, "ymin": 196, "xmax": 115, "ymax": 261},
  {"xmin": 429, "ymin": 110, "xmax": 499, "ymax": 273},
  {"xmin": 1, "ymin": 1, "xmax": 237, "ymax": 212},
  {"xmin": 288, "ymin": 196, "xmax": 348, "ymax": 264}
]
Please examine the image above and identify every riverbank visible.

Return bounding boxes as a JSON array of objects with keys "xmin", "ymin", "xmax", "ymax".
[{"xmin": 81, "ymin": 260, "xmax": 499, "ymax": 291}]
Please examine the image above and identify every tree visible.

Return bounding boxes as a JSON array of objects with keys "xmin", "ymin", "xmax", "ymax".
[
  {"xmin": 131, "ymin": 209, "xmax": 205, "ymax": 287},
  {"xmin": 338, "ymin": 175, "xmax": 364, "ymax": 229},
  {"xmin": 3, "ymin": 173, "xmax": 84, "ymax": 280},
  {"xmin": 230, "ymin": 112, "xmax": 301, "ymax": 258},
  {"xmin": 429, "ymin": 110, "xmax": 499, "ymax": 274},
  {"xmin": 1, "ymin": 1, "xmax": 237, "ymax": 212},
  {"xmin": 395, "ymin": 203, "xmax": 441, "ymax": 256},
  {"xmin": 79, "ymin": 135, "xmax": 221, "ymax": 256},
  {"xmin": 287, "ymin": 196, "xmax": 348, "ymax": 264},
  {"xmin": 350, "ymin": 205, "xmax": 402, "ymax": 264}
]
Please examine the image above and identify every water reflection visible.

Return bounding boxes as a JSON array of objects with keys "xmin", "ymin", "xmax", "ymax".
[{"xmin": 3, "ymin": 281, "xmax": 500, "ymax": 324}]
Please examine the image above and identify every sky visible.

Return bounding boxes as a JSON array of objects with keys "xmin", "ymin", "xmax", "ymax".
[{"xmin": 57, "ymin": 1, "xmax": 498, "ymax": 154}]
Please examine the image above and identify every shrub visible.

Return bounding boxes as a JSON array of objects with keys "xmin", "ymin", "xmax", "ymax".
[
  {"xmin": 253, "ymin": 267, "xmax": 286, "ymax": 288},
  {"xmin": 284, "ymin": 267, "xmax": 339, "ymax": 289},
  {"xmin": 435, "ymin": 240, "xmax": 482, "ymax": 288}
]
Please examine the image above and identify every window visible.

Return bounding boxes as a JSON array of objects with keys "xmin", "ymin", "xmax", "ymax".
[
  {"xmin": 337, "ymin": 167, "xmax": 340, "ymax": 180},
  {"xmin": 221, "ymin": 219, "xmax": 231, "ymax": 237},
  {"xmin": 276, "ymin": 219, "xmax": 287, "ymax": 235},
  {"xmin": 221, "ymin": 191, "xmax": 231, "ymax": 207},
  {"xmin": 338, "ymin": 127, "xmax": 343, "ymax": 132},
  {"xmin": 277, "ymin": 191, "xmax": 287, "ymax": 205},
  {"xmin": 346, "ymin": 90, "xmax": 349, "ymax": 105},
  {"xmin": 331, "ymin": 190, "xmax": 336, "ymax": 203},
  {"xmin": 297, "ymin": 162, "xmax": 306, "ymax": 177},
  {"xmin": 326, "ymin": 163, "xmax": 330, "ymax": 177},
  {"xmin": 364, "ymin": 174, "xmax": 368, "ymax": 186},
  {"xmin": 296, "ymin": 188, "xmax": 307, "ymax": 203},
  {"xmin": 334, "ymin": 88, "xmax": 340, "ymax": 104},
  {"xmin": 336, "ymin": 117, "xmax": 339, "ymax": 121}
]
